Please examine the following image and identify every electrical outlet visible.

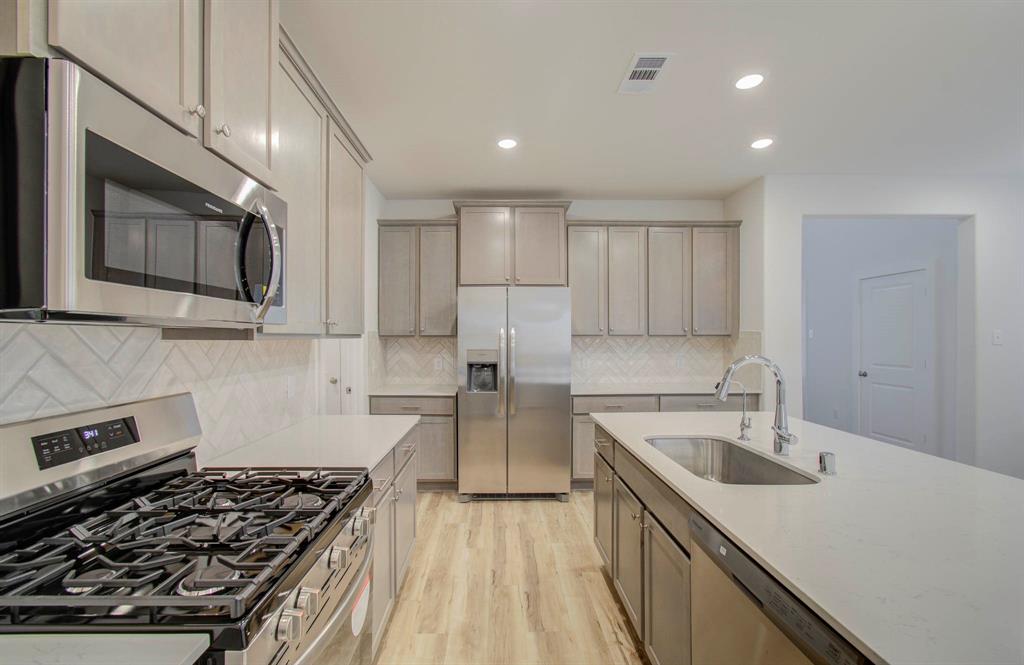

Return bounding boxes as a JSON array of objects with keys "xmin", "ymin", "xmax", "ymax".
[
  {"xmin": 808, "ymin": 328, "xmax": 815, "ymax": 340},
  {"xmin": 434, "ymin": 356, "xmax": 444, "ymax": 370},
  {"xmin": 675, "ymin": 353, "xmax": 685, "ymax": 369}
]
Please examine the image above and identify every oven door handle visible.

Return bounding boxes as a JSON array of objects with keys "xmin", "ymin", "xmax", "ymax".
[
  {"xmin": 235, "ymin": 202, "xmax": 283, "ymax": 322},
  {"xmin": 294, "ymin": 543, "xmax": 373, "ymax": 665}
]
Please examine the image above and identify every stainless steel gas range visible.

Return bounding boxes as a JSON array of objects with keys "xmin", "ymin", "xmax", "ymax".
[{"xmin": 0, "ymin": 394, "xmax": 374, "ymax": 665}]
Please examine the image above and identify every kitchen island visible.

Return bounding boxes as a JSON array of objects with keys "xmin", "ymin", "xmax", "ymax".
[{"xmin": 592, "ymin": 410, "xmax": 1024, "ymax": 665}]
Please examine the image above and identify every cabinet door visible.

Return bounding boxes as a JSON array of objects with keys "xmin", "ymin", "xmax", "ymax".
[
  {"xmin": 378, "ymin": 227, "xmax": 418, "ymax": 336},
  {"xmin": 607, "ymin": 226, "xmax": 647, "ymax": 336},
  {"xmin": 692, "ymin": 227, "xmax": 739, "ymax": 336},
  {"xmin": 459, "ymin": 207, "xmax": 511, "ymax": 285},
  {"xmin": 572, "ymin": 415, "xmax": 595, "ymax": 479},
  {"xmin": 613, "ymin": 476, "xmax": 643, "ymax": 634},
  {"xmin": 513, "ymin": 207, "xmax": 566, "ymax": 285},
  {"xmin": 393, "ymin": 454, "xmax": 417, "ymax": 593},
  {"xmin": 262, "ymin": 53, "xmax": 325, "ymax": 335},
  {"xmin": 204, "ymin": 0, "xmax": 277, "ymax": 186},
  {"xmin": 371, "ymin": 485, "xmax": 395, "ymax": 653},
  {"xmin": 416, "ymin": 417, "xmax": 455, "ymax": 481},
  {"xmin": 326, "ymin": 123, "xmax": 364, "ymax": 335},
  {"xmin": 568, "ymin": 226, "xmax": 606, "ymax": 335},
  {"xmin": 648, "ymin": 227, "xmax": 692, "ymax": 336},
  {"xmin": 644, "ymin": 512, "xmax": 691, "ymax": 665},
  {"xmin": 49, "ymin": 0, "xmax": 202, "ymax": 136},
  {"xmin": 418, "ymin": 226, "xmax": 457, "ymax": 335},
  {"xmin": 594, "ymin": 453, "xmax": 614, "ymax": 570}
]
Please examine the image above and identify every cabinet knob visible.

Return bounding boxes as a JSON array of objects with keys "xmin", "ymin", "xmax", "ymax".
[
  {"xmin": 693, "ymin": 327, "xmax": 698, "ymax": 333},
  {"xmin": 683, "ymin": 327, "xmax": 688, "ymax": 334},
  {"xmin": 216, "ymin": 123, "xmax": 231, "ymax": 137},
  {"xmin": 189, "ymin": 104, "xmax": 206, "ymax": 118}
]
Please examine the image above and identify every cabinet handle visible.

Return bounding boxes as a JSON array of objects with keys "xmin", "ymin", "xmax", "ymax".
[
  {"xmin": 400, "ymin": 406, "xmax": 420, "ymax": 411},
  {"xmin": 189, "ymin": 104, "xmax": 206, "ymax": 118},
  {"xmin": 216, "ymin": 123, "xmax": 231, "ymax": 137},
  {"xmin": 630, "ymin": 512, "xmax": 639, "ymax": 521},
  {"xmin": 605, "ymin": 404, "xmax": 624, "ymax": 409},
  {"xmin": 696, "ymin": 403, "xmax": 718, "ymax": 410}
]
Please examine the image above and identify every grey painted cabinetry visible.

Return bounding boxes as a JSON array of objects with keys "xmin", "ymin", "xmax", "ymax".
[
  {"xmin": 568, "ymin": 222, "xmax": 739, "ymax": 338},
  {"xmin": 371, "ymin": 478, "xmax": 395, "ymax": 654},
  {"xmin": 594, "ymin": 452, "xmax": 614, "ymax": 567},
  {"xmin": 378, "ymin": 224, "xmax": 457, "ymax": 337},
  {"xmin": 572, "ymin": 415, "xmax": 596, "ymax": 479},
  {"xmin": 370, "ymin": 397, "xmax": 457, "ymax": 483},
  {"xmin": 393, "ymin": 451, "xmax": 417, "ymax": 590},
  {"xmin": 644, "ymin": 511, "xmax": 692, "ymax": 665},
  {"xmin": 204, "ymin": 0, "xmax": 277, "ymax": 187},
  {"xmin": 48, "ymin": 0, "xmax": 203, "ymax": 136},
  {"xmin": 613, "ymin": 476, "xmax": 644, "ymax": 633},
  {"xmin": 459, "ymin": 206, "xmax": 566, "ymax": 286},
  {"xmin": 326, "ymin": 123, "xmax": 365, "ymax": 335}
]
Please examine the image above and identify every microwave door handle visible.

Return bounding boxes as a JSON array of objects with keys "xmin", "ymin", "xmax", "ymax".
[
  {"xmin": 508, "ymin": 326, "xmax": 516, "ymax": 415},
  {"xmin": 252, "ymin": 203, "xmax": 282, "ymax": 321}
]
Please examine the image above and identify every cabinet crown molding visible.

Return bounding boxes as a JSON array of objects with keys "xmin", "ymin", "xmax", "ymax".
[{"xmin": 453, "ymin": 200, "xmax": 572, "ymax": 211}]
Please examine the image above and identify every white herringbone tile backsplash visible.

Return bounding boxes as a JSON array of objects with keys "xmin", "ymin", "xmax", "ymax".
[
  {"xmin": 372, "ymin": 332, "xmax": 763, "ymax": 389},
  {"xmin": 0, "ymin": 324, "xmax": 317, "ymax": 459}
]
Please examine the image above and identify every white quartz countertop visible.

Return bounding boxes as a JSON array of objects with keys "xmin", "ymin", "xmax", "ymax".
[
  {"xmin": 199, "ymin": 415, "xmax": 419, "ymax": 470},
  {"xmin": 369, "ymin": 384, "xmax": 458, "ymax": 397},
  {"xmin": 0, "ymin": 634, "xmax": 210, "ymax": 665},
  {"xmin": 572, "ymin": 380, "xmax": 762, "ymax": 395},
  {"xmin": 591, "ymin": 411, "xmax": 1024, "ymax": 665}
]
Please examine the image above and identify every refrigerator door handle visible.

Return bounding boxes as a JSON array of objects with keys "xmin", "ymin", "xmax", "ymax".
[
  {"xmin": 509, "ymin": 326, "xmax": 517, "ymax": 415},
  {"xmin": 497, "ymin": 327, "xmax": 506, "ymax": 417}
]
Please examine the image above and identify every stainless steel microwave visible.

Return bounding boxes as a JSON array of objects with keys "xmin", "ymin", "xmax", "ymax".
[{"xmin": 0, "ymin": 57, "xmax": 286, "ymax": 329}]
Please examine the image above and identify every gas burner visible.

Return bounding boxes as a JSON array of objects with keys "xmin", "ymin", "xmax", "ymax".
[
  {"xmin": 280, "ymin": 493, "xmax": 325, "ymax": 510},
  {"xmin": 210, "ymin": 494, "xmax": 236, "ymax": 509},
  {"xmin": 64, "ymin": 568, "xmax": 125, "ymax": 595},
  {"xmin": 176, "ymin": 559, "xmax": 243, "ymax": 597}
]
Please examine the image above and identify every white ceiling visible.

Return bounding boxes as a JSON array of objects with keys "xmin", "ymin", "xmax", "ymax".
[{"xmin": 281, "ymin": 1, "xmax": 1024, "ymax": 200}]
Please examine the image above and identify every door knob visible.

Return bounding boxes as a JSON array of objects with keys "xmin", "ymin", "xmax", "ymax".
[
  {"xmin": 858, "ymin": 371, "xmax": 868, "ymax": 377},
  {"xmin": 329, "ymin": 377, "xmax": 338, "ymax": 385}
]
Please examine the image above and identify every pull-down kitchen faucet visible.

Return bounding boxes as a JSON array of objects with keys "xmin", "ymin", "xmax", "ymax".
[{"xmin": 716, "ymin": 355, "xmax": 798, "ymax": 455}]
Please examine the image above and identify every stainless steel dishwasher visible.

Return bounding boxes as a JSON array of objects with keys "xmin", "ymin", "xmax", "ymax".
[{"xmin": 689, "ymin": 514, "xmax": 867, "ymax": 665}]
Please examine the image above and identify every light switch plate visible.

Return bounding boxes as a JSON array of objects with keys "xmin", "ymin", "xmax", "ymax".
[{"xmin": 992, "ymin": 329, "xmax": 1004, "ymax": 346}]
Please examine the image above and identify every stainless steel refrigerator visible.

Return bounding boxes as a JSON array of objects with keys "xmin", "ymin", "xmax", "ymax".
[{"xmin": 457, "ymin": 287, "xmax": 571, "ymax": 498}]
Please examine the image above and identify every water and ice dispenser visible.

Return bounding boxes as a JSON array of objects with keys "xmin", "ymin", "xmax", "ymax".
[{"xmin": 466, "ymin": 349, "xmax": 498, "ymax": 393}]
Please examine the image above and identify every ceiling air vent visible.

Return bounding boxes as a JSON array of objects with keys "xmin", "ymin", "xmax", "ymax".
[{"xmin": 618, "ymin": 53, "xmax": 672, "ymax": 94}]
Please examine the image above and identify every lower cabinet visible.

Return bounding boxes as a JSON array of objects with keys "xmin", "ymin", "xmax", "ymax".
[
  {"xmin": 613, "ymin": 477, "xmax": 644, "ymax": 634},
  {"xmin": 643, "ymin": 511, "xmax": 692, "ymax": 665},
  {"xmin": 572, "ymin": 415, "xmax": 596, "ymax": 480},
  {"xmin": 393, "ymin": 452, "xmax": 417, "ymax": 590},
  {"xmin": 593, "ymin": 453, "xmax": 614, "ymax": 567},
  {"xmin": 370, "ymin": 438, "xmax": 418, "ymax": 656},
  {"xmin": 417, "ymin": 417, "xmax": 456, "ymax": 481}
]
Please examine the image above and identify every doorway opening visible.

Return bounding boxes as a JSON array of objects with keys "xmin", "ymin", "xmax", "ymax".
[{"xmin": 801, "ymin": 216, "xmax": 975, "ymax": 462}]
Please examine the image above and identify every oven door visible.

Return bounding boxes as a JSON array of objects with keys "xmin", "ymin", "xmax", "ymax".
[{"xmin": 46, "ymin": 59, "xmax": 284, "ymax": 328}]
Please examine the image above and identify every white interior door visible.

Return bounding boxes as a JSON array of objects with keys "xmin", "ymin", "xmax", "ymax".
[{"xmin": 857, "ymin": 269, "xmax": 937, "ymax": 453}]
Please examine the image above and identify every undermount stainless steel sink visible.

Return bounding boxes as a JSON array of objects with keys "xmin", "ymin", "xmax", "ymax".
[{"xmin": 644, "ymin": 436, "xmax": 819, "ymax": 485}]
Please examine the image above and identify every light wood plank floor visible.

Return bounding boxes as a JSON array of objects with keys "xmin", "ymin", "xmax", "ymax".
[{"xmin": 376, "ymin": 491, "xmax": 644, "ymax": 665}]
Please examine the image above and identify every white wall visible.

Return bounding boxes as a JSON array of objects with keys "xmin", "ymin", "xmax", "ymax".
[
  {"xmin": 379, "ymin": 198, "xmax": 724, "ymax": 221},
  {"xmin": 802, "ymin": 217, "xmax": 962, "ymax": 459},
  {"xmin": 724, "ymin": 179, "xmax": 765, "ymax": 331},
  {"xmin": 757, "ymin": 175, "xmax": 1022, "ymax": 477}
]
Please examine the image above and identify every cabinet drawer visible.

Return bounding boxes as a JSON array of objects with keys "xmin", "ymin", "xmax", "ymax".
[
  {"xmin": 573, "ymin": 395, "xmax": 658, "ymax": 415},
  {"xmin": 395, "ymin": 429, "xmax": 418, "ymax": 475},
  {"xmin": 659, "ymin": 394, "xmax": 751, "ymax": 412},
  {"xmin": 370, "ymin": 396, "xmax": 454, "ymax": 416},
  {"xmin": 369, "ymin": 450, "xmax": 395, "ymax": 507}
]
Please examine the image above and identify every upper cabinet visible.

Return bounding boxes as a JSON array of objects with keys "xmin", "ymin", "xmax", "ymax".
[
  {"xmin": 513, "ymin": 207, "xmax": 566, "ymax": 285},
  {"xmin": 378, "ymin": 223, "xmax": 457, "ymax": 337},
  {"xmin": 459, "ymin": 207, "xmax": 512, "ymax": 285},
  {"xmin": 326, "ymin": 123, "xmax": 365, "ymax": 336},
  {"xmin": 204, "ymin": 0, "xmax": 277, "ymax": 187},
  {"xmin": 691, "ymin": 227, "xmax": 739, "ymax": 336},
  {"xmin": 458, "ymin": 204, "xmax": 567, "ymax": 286},
  {"xmin": 569, "ymin": 222, "xmax": 740, "ymax": 338},
  {"xmin": 48, "ymin": 0, "xmax": 204, "ymax": 136}
]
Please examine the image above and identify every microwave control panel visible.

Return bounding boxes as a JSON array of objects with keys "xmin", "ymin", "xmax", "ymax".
[{"xmin": 31, "ymin": 416, "xmax": 140, "ymax": 470}]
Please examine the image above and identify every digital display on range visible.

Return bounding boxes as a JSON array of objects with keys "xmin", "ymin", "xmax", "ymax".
[{"xmin": 31, "ymin": 416, "xmax": 140, "ymax": 470}]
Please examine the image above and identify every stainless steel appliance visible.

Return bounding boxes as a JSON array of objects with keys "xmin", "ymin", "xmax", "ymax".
[
  {"xmin": 0, "ymin": 394, "xmax": 373, "ymax": 665},
  {"xmin": 689, "ymin": 513, "xmax": 865, "ymax": 665},
  {"xmin": 0, "ymin": 57, "xmax": 285, "ymax": 329},
  {"xmin": 457, "ymin": 287, "xmax": 571, "ymax": 498}
]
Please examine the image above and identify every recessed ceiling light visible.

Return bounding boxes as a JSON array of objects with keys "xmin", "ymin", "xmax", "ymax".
[
  {"xmin": 750, "ymin": 137, "xmax": 774, "ymax": 150},
  {"xmin": 735, "ymin": 74, "xmax": 764, "ymax": 90},
  {"xmin": 497, "ymin": 138, "xmax": 518, "ymax": 149}
]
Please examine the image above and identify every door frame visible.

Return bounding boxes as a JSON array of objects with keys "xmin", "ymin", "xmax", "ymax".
[{"xmin": 852, "ymin": 262, "xmax": 938, "ymax": 452}]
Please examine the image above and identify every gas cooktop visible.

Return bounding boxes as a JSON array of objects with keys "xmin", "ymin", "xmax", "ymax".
[{"xmin": 0, "ymin": 467, "xmax": 369, "ymax": 626}]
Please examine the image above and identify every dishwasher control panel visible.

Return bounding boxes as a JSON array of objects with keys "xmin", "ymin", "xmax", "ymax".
[{"xmin": 690, "ymin": 514, "xmax": 868, "ymax": 665}]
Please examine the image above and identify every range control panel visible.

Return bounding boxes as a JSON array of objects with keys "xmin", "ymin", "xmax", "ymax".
[{"xmin": 31, "ymin": 416, "xmax": 140, "ymax": 470}]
